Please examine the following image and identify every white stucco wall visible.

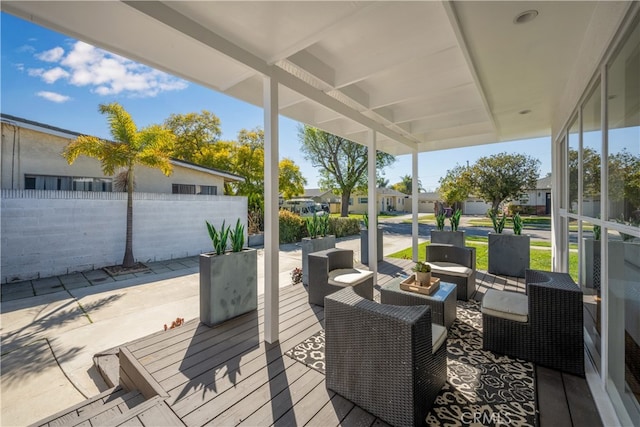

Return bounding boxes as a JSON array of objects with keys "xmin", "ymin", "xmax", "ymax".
[{"xmin": 1, "ymin": 190, "xmax": 247, "ymax": 283}]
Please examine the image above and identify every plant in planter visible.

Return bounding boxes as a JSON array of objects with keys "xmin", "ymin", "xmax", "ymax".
[
  {"xmin": 431, "ymin": 209, "xmax": 465, "ymax": 247},
  {"xmin": 301, "ymin": 212, "xmax": 336, "ymax": 285},
  {"xmin": 412, "ymin": 261, "xmax": 432, "ymax": 286},
  {"xmin": 200, "ymin": 218, "xmax": 257, "ymax": 326},
  {"xmin": 361, "ymin": 212, "xmax": 383, "ymax": 265},
  {"xmin": 488, "ymin": 211, "xmax": 530, "ymax": 278}
]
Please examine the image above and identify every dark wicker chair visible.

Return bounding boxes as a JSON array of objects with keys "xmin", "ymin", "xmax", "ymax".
[
  {"xmin": 426, "ymin": 244, "xmax": 476, "ymax": 300},
  {"xmin": 325, "ymin": 286, "xmax": 447, "ymax": 427},
  {"xmin": 307, "ymin": 248, "xmax": 373, "ymax": 306},
  {"xmin": 482, "ymin": 269, "xmax": 584, "ymax": 376}
]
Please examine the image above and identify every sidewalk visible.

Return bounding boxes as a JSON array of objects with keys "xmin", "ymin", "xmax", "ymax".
[{"xmin": 0, "ymin": 233, "xmax": 422, "ymax": 426}]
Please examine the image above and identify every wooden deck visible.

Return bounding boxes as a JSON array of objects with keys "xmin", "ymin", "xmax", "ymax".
[{"xmin": 106, "ymin": 258, "xmax": 601, "ymax": 426}]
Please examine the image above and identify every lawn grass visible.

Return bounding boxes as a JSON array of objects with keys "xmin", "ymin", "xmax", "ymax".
[
  {"xmin": 468, "ymin": 215, "xmax": 551, "ymax": 228},
  {"xmin": 464, "ymin": 235, "xmax": 578, "ymax": 250},
  {"xmin": 388, "ymin": 240, "xmax": 578, "ymax": 281}
]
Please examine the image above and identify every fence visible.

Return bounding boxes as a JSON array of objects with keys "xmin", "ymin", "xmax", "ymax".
[{"xmin": 1, "ymin": 190, "xmax": 247, "ymax": 283}]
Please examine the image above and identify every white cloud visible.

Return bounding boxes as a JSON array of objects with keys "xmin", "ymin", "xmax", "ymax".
[
  {"xmin": 41, "ymin": 67, "xmax": 70, "ymax": 84},
  {"xmin": 27, "ymin": 41, "xmax": 188, "ymax": 98},
  {"xmin": 36, "ymin": 91, "xmax": 71, "ymax": 103},
  {"xmin": 17, "ymin": 45, "xmax": 36, "ymax": 53},
  {"xmin": 35, "ymin": 46, "xmax": 65, "ymax": 62},
  {"xmin": 14, "ymin": 63, "xmax": 25, "ymax": 72}
]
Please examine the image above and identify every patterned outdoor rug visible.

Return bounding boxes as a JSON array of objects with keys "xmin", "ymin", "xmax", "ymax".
[{"xmin": 285, "ymin": 300, "xmax": 537, "ymax": 426}]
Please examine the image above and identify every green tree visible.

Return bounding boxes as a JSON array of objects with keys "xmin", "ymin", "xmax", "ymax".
[
  {"xmin": 438, "ymin": 164, "xmax": 473, "ymax": 209},
  {"xmin": 377, "ymin": 177, "xmax": 389, "ymax": 188},
  {"xmin": 180, "ymin": 125, "xmax": 306, "ymax": 210},
  {"xmin": 62, "ymin": 102, "xmax": 175, "ymax": 268},
  {"xmin": 391, "ymin": 174, "xmax": 424, "ymax": 195},
  {"xmin": 165, "ymin": 110, "xmax": 221, "ymax": 162},
  {"xmin": 299, "ymin": 125, "xmax": 396, "ymax": 216},
  {"xmin": 469, "ymin": 152, "xmax": 540, "ymax": 213},
  {"xmin": 608, "ymin": 149, "xmax": 640, "ymax": 216}
]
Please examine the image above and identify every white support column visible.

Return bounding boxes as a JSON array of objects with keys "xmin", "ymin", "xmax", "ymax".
[
  {"xmin": 263, "ymin": 75, "xmax": 279, "ymax": 344},
  {"xmin": 367, "ymin": 130, "xmax": 377, "ymax": 281},
  {"xmin": 412, "ymin": 150, "xmax": 419, "ymax": 262}
]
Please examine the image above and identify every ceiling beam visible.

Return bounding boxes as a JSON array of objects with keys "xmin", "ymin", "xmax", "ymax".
[
  {"xmin": 125, "ymin": 1, "xmax": 416, "ymax": 150},
  {"xmin": 442, "ymin": 1, "xmax": 498, "ymax": 138}
]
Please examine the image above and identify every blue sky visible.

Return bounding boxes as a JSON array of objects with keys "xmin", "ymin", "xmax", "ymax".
[{"xmin": 1, "ymin": 12, "xmax": 551, "ymax": 191}]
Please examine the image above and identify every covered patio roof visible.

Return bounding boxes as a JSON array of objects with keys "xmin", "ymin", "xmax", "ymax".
[{"xmin": 2, "ymin": 1, "xmax": 629, "ymax": 155}]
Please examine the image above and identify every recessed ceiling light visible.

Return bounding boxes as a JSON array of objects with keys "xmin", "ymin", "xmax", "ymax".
[
  {"xmin": 514, "ymin": 10, "xmax": 538, "ymax": 24},
  {"xmin": 519, "ymin": 109, "xmax": 532, "ymax": 115}
]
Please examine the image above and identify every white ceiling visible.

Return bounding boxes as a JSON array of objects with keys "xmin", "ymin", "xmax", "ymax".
[{"xmin": 2, "ymin": 1, "xmax": 627, "ymax": 155}]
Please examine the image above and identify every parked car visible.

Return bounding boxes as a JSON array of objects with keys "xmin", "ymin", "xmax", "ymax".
[{"xmin": 281, "ymin": 198, "xmax": 326, "ymax": 217}]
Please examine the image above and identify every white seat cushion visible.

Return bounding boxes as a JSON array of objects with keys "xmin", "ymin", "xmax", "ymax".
[
  {"xmin": 432, "ymin": 323, "xmax": 447, "ymax": 354},
  {"xmin": 328, "ymin": 268, "xmax": 373, "ymax": 287},
  {"xmin": 426, "ymin": 261, "xmax": 472, "ymax": 278},
  {"xmin": 481, "ymin": 289, "xmax": 529, "ymax": 323}
]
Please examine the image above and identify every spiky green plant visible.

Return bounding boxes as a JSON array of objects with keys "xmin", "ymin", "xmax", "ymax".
[
  {"xmin": 318, "ymin": 212, "xmax": 330, "ymax": 237},
  {"xmin": 489, "ymin": 210, "xmax": 506, "ymax": 234},
  {"xmin": 412, "ymin": 261, "xmax": 431, "ymax": 273},
  {"xmin": 450, "ymin": 209, "xmax": 462, "ymax": 231},
  {"xmin": 513, "ymin": 212, "xmax": 523, "ymax": 235},
  {"xmin": 305, "ymin": 212, "xmax": 320, "ymax": 239},
  {"xmin": 362, "ymin": 213, "xmax": 369, "ymax": 229},
  {"xmin": 206, "ymin": 220, "xmax": 230, "ymax": 255},
  {"xmin": 435, "ymin": 210, "xmax": 446, "ymax": 231},
  {"xmin": 229, "ymin": 218, "xmax": 245, "ymax": 252}
]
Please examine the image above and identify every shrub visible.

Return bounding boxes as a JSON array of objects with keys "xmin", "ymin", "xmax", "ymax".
[
  {"xmin": 279, "ymin": 210, "xmax": 305, "ymax": 243},
  {"xmin": 229, "ymin": 218, "xmax": 245, "ymax": 252},
  {"xmin": 507, "ymin": 204, "xmax": 523, "ymax": 216},
  {"xmin": 328, "ymin": 217, "xmax": 361, "ymax": 238}
]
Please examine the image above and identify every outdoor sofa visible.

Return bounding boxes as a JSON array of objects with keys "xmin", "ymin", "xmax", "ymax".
[
  {"xmin": 426, "ymin": 243, "xmax": 476, "ymax": 300},
  {"xmin": 481, "ymin": 269, "xmax": 585, "ymax": 376},
  {"xmin": 307, "ymin": 248, "xmax": 373, "ymax": 306},
  {"xmin": 324, "ymin": 286, "xmax": 447, "ymax": 427}
]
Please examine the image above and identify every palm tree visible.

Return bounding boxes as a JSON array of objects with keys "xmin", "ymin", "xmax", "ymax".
[{"xmin": 62, "ymin": 102, "xmax": 175, "ymax": 268}]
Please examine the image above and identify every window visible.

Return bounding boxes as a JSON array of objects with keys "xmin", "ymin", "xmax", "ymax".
[
  {"xmin": 199, "ymin": 185, "xmax": 217, "ymax": 195},
  {"xmin": 24, "ymin": 175, "xmax": 112, "ymax": 192},
  {"xmin": 348, "ymin": 198, "xmax": 353, "ymax": 205},
  {"xmin": 582, "ymin": 82, "xmax": 602, "ymax": 219},
  {"xmin": 358, "ymin": 197, "xmax": 368, "ymax": 204},
  {"xmin": 568, "ymin": 117, "xmax": 580, "ymax": 213},
  {"xmin": 172, "ymin": 184, "xmax": 196, "ymax": 194}
]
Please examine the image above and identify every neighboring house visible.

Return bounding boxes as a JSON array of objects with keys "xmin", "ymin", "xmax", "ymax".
[
  {"xmin": 346, "ymin": 187, "xmax": 408, "ymax": 214},
  {"xmin": 462, "ymin": 196, "xmax": 493, "ymax": 215},
  {"xmin": 301, "ymin": 188, "xmax": 337, "ymax": 203},
  {"xmin": 406, "ymin": 192, "xmax": 440, "ymax": 214},
  {"xmin": 512, "ymin": 175, "xmax": 553, "ymax": 215},
  {"xmin": 0, "ymin": 114, "xmax": 244, "ymax": 193}
]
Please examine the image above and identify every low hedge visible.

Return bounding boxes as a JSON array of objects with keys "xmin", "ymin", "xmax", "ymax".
[{"xmin": 278, "ymin": 211, "xmax": 361, "ymax": 243}]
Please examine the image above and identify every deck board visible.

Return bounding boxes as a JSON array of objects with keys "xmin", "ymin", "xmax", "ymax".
[{"xmin": 113, "ymin": 259, "xmax": 601, "ymax": 427}]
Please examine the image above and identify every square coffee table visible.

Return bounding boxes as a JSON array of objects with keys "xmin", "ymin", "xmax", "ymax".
[{"xmin": 380, "ymin": 277, "xmax": 457, "ymax": 329}]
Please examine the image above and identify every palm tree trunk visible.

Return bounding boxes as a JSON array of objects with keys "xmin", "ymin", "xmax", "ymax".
[{"xmin": 122, "ymin": 166, "xmax": 135, "ymax": 268}]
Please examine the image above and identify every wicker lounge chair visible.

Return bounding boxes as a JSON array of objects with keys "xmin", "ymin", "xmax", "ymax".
[
  {"xmin": 482, "ymin": 269, "xmax": 584, "ymax": 376},
  {"xmin": 307, "ymin": 248, "xmax": 373, "ymax": 306},
  {"xmin": 426, "ymin": 244, "xmax": 476, "ymax": 300},
  {"xmin": 325, "ymin": 286, "xmax": 447, "ymax": 427}
]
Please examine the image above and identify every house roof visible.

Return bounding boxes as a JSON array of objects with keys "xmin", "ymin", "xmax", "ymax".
[
  {"xmin": 377, "ymin": 187, "xmax": 408, "ymax": 197},
  {"xmin": 2, "ymin": 2, "xmax": 630, "ymax": 156},
  {"xmin": 302, "ymin": 188, "xmax": 334, "ymax": 198},
  {"xmin": 0, "ymin": 113, "xmax": 244, "ymax": 183},
  {"xmin": 536, "ymin": 175, "xmax": 552, "ymax": 190}
]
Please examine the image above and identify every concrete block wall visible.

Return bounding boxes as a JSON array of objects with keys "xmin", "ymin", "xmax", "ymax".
[{"xmin": 1, "ymin": 190, "xmax": 247, "ymax": 283}]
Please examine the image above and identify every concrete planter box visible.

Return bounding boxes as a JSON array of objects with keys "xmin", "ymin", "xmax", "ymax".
[
  {"xmin": 199, "ymin": 248, "xmax": 258, "ymax": 326},
  {"xmin": 360, "ymin": 227, "xmax": 384, "ymax": 265},
  {"xmin": 581, "ymin": 238, "xmax": 601, "ymax": 289},
  {"xmin": 248, "ymin": 233, "xmax": 264, "ymax": 247},
  {"xmin": 430, "ymin": 230, "xmax": 465, "ymax": 247},
  {"xmin": 301, "ymin": 235, "xmax": 336, "ymax": 285},
  {"xmin": 488, "ymin": 233, "xmax": 530, "ymax": 278}
]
